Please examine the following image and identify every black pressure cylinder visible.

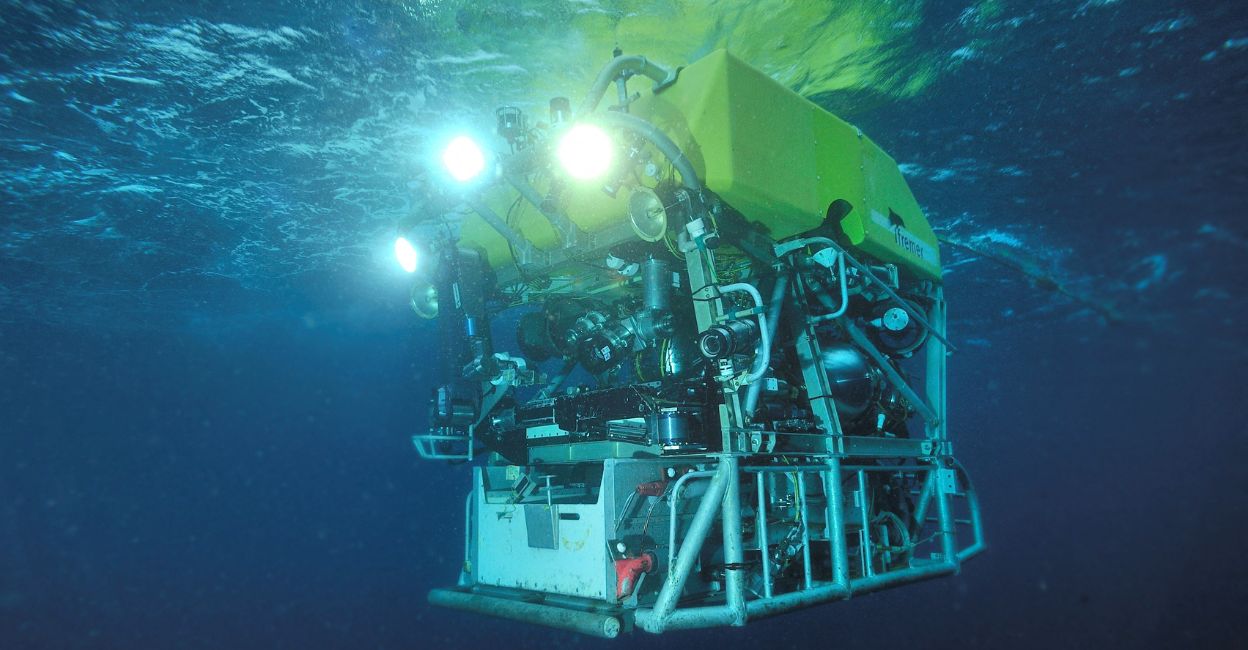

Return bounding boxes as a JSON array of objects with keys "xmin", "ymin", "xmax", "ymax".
[
  {"xmin": 819, "ymin": 343, "xmax": 880, "ymax": 419},
  {"xmin": 642, "ymin": 258, "xmax": 670, "ymax": 313}
]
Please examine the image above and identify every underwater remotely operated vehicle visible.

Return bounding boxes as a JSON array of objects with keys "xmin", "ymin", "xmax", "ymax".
[{"xmin": 400, "ymin": 50, "xmax": 983, "ymax": 637}]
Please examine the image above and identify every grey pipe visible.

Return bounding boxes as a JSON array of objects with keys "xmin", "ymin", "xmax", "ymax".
[
  {"xmin": 936, "ymin": 469, "xmax": 960, "ymax": 568},
  {"xmin": 745, "ymin": 273, "xmax": 788, "ymax": 418},
  {"xmin": 641, "ymin": 457, "xmax": 744, "ymax": 633},
  {"xmin": 856, "ymin": 470, "xmax": 874, "ymax": 578},
  {"xmin": 577, "ymin": 55, "xmax": 676, "ymax": 116},
  {"xmin": 428, "ymin": 589, "xmax": 621, "ymax": 638},
  {"xmin": 797, "ymin": 472, "xmax": 813, "ymax": 589},
  {"xmin": 807, "ymin": 250, "xmax": 849, "ymax": 323},
  {"xmin": 466, "ymin": 198, "xmax": 537, "ymax": 258}
]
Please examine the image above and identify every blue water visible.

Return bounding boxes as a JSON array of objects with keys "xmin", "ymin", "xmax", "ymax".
[{"xmin": 2, "ymin": 1, "xmax": 1245, "ymax": 648}]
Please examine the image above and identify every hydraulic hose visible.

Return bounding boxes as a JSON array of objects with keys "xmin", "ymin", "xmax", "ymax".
[
  {"xmin": 810, "ymin": 248, "xmax": 849, "ymax": 322},
  {"xmin": 744, "ymin": 273, "xmax": 788, "ymax": 418}
]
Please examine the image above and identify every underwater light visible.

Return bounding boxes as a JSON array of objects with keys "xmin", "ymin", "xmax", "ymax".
[
  {"xmin": 442, "ymin": 135, "xmax": 486, "ymax": 182},
  {"xmin": 394, "ymin": 236, "xmax": 419, "ymax": 273},
  {"xmin": 556, "ymin": 123, "xmax": 614, "ymax": 180}
]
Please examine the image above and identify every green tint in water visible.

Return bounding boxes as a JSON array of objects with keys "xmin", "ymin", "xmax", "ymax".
[{"xmin": 414, "ymin": 0, "xmax": 1006, "ymax": 108}]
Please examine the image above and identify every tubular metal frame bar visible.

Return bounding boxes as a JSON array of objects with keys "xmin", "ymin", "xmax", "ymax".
[
  {"xmin": 438, "ymin": 457, "xmax": 985, "ymax": 636},
  {"xmin": 954, "ymin": 462, "xmax": 987, "ymax": 561},
  {"xmin": 636, "ymin": 456, "xmax": 736, "ymax": 634},
  {"xmin": 796, "ymin": 472, "xmax": 814, "ymax": 590},
  {"xmin": 823, "ymin": 458, "xmax": 852, "ymax": 588},
  {"xmin": 756, "ymin": 472, "xmax": 773, "ymax": 599},
  {"xmin": 845, "ymin": 321, "xmax": 939, "ymax": 425},
  {"xmin": 633, "ymin": 454, "xmax": 983, "ymax": 631},
  {"xmin": 667, "ymin": 470, "xmax": 717, "ymax": 571},
  {"xmin": 503, "ymin": 173, "xmax": 582, "ymax": 246},
  {"xmin": 721, "ymin": 459, "xmax": 747, "ymax": 626},
  {"xmin": 429, "ymin": 588, "xmax": 623, "ymax": 639},
  {"xmin": 633, "ymin": 457, "xmax": 984, "ymax": 634},
  {"xmin": 461, "ymin": 467, "xmax": 483, "ymax": 588},
  {"xmin": 460, "ymin": 489, "xmax": 474, "ymax": 586},
  {"xmin": 857, "ymin": 469, "xmax": 875, "ymax": 578},
  {"xmin": 465, "ymin": 198, "xmax": 540, "ymax": 261}
]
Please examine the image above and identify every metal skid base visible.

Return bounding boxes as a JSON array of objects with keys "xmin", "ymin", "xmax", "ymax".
[
  {"xmin": 429, "ymin": 453, "xmax": 983, "ymax": 636},
  {"xmin": 429, "ymin": 586, "xmax": 626, "ymax": 639}
]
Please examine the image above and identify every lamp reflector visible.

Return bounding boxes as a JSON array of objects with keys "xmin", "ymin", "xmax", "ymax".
[
  {"xmin": 442, "ymin": 135, "xmax": 486, "ymax": 182},
  {"xmin": 394, "ymin": 236, "xmax": 419, "ymax": 273},
  {"xmin": 556, "ymin": 124, "xmax": 614, "ymax": 180}
]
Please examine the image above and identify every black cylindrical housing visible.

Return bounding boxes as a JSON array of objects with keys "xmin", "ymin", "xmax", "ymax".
[
  {"xmin": 642, "ymin": 258, "xmax": 670, "ymax": 313},
  {"xmin": 647, "ymin": 411, "xmax": 701, "ymax": 448}
]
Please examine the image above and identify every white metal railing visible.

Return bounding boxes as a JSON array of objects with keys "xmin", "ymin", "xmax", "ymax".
[
  {"xmin": 411, "ymin": 424, "xmax": 475, "ymax": 461},
  {"xmin": 637, "ymin": 456, "xmax": 985, "ymax": 633}
]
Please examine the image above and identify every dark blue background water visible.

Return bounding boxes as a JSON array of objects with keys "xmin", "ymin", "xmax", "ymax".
[{"xmin": 2, "ymin": 1, "xmax": 1245, "ymax": 648}]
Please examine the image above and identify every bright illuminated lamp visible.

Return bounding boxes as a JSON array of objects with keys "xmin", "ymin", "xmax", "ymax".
[
  {"xmin": 556, "ymin": 123, "xmax": 614, "ymax": 180},
  {"xmin": 442, "ymin": 135, "xmax": 486, "ymax": 182},
  {"xmin": 394, "ymin": 236, "xmax": 418, "ymax": 273}
]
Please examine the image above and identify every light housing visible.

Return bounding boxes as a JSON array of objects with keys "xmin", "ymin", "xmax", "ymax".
[
  {"xmin": 441, "ymin": 135, "xmax": 486, "ymax": 182},
  {"xmin": 394, "ymin": 236, "xmax": 419, "ymax": 273},
  {"xmin": 556, "ymin": 123, "xmax": 614, "ymax": 180}
]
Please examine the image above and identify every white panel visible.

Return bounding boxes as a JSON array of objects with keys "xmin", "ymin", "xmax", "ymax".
[{"xmin": 476, "ymin": 494, "xmax": 610, "ymax": 600}]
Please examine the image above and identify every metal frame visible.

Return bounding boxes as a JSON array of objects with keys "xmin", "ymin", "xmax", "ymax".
[
  {"xmin": 631, "ymin": 455, "xmax": 983, "ymax": 632},
  {"xmin": 411, "ymin": 425, "xmax": 475, "ymax": 461}
]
